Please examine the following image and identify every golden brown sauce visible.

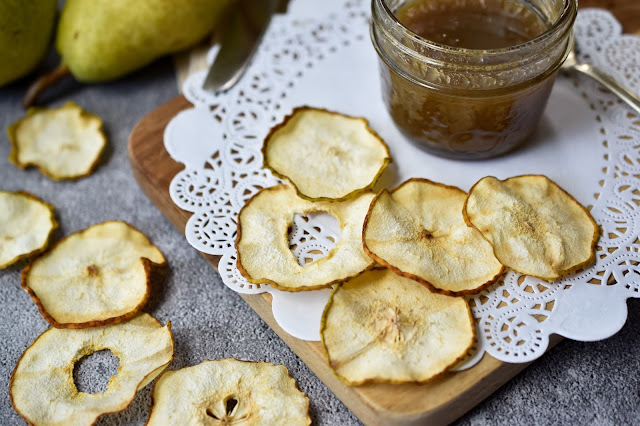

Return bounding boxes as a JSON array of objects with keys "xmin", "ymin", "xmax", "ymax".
[
  {"xmin": 382, "ymin": 73, "xmax": 556, "ymax": 157},
  {"xmin": 396, "ymin": 0, "xmax": 547, "ymax": 49},
  {"xmin": 382, "ymin": 0, "xmax": 555, "ymax": 158}
]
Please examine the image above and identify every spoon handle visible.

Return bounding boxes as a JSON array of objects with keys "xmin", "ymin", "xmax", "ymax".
[{"xmin": 573, "ymin": 63, "xmax": 640, "ymax": 115}]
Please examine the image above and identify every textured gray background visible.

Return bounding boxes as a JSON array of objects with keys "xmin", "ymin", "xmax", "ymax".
[{"xmin": 1, "ymin": 38, "xmax": 640, "ymax": 426}]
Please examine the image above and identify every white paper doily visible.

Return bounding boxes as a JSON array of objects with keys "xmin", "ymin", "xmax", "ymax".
[{"xmin": 164, "ymin": 1, "xmax": 640, "ymax": 367}]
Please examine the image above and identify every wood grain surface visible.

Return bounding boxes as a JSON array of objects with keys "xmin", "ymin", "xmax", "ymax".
[
  {"xmin": 581, "ymin": 0, "xmax": 640, "ymax": 35},
  {"xmin": 130, "ymin": 2, "xmax": 640, "ymax": 424}
]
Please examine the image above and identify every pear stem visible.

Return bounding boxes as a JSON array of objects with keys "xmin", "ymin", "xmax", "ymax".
[{"xmin": 23, "ymin": 65, "xmax": 72, "ymax": 109}]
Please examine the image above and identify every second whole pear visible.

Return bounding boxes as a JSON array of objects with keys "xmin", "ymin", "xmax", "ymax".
[{"xmin": 56, "ymin": 0, "xmax": 233, "ymax": 82}]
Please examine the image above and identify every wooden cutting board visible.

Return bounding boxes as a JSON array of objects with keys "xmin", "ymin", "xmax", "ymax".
[{"xmin": 129, "ymin": 3, "xmax": 639, "ymax": 424}]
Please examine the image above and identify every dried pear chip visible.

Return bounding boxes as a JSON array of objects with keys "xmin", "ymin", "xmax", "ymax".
[
  {"xmin": 8, "ymin": 101, "xmax": 106, "ymax": 180},
  {"xmin": 10, "ymin": 313, "xmax": 174, "ymax": 426},
  {"xmin": 147, "ymin": 359, "xmax": 311, "ymax": 425},
  {"xmin": 321, "ymin": 268, "xmax": 474, "ymax": 385},
  {"xmin": 22, "ymin": 221, "xmax": 166, "ymax": 328},
  {"xmin": 236, "ymin": 184, "xmax": 375, "ymax": 291},
  {"xmin": 0, "ymin": 190, "xmax": 57, "ymax": 269},
  {"xmin": 263, "ymin": 107, "xmax": 391, "ymax": 201},
  {"xmin": 363, "ymin": 179, "xmax": 504, "ymax": 295},
  {"xmin": 464, "ymin": 175, "xmax": 599, "ymax": 281}
]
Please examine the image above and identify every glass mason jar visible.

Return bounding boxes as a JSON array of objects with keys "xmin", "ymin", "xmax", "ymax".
[{"xmin": 371, "ymin": 0, "xmax": 577, "ymax": 160}]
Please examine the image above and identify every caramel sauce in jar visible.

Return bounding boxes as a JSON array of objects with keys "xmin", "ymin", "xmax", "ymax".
[
  {"xmin": 397, "ymin": 0, "xmax": 546, "ymax": 49},
  {"xmin": 371, "ymin": 0, "xmax": 576, "ymax": 159}
]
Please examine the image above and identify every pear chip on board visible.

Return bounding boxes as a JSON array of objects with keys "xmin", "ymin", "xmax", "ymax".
[
  {"xmin": 147, "ymin": 359, "xmax": 311, "ymax": 425},
  {"xmin": 8, "ymin": 102, "xmax": 106, "ymax": 180},
  {"xmin": 363, "ymin": 179, "xmax": 504, "ymax": 295},
  {"xmin": 0, "ymin": 190, "xmax": 57, "ymax": 269},
  {"xmin": 464, "ymin": 175, "xmax": 599, "ymax": 281},
  {"xmin": 236, "ymin": 184, "xmax": 375, "ymax": 291},
  {"xmin": 321, "ymin": 268, "xmax": 475, "ymax": 385},
  {"xmin": 9, "ymin": 314, "xmax": 174, "ymax": 426},
  {"xmin": 22, "ymin": 221, "xmax": 166, "ymax": 328},
  {"xmin": 263, "ymin": 107, "xmax": 391, "ymax": 201}
]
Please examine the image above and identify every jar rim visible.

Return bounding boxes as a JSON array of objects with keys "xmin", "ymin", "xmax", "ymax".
[{"xmin": 375, "ymin": 0, "xmax": 576, "ymax": 57}]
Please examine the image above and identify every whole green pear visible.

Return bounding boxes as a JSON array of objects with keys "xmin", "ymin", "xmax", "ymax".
[
  {"xmin": 56, "ymin": 0, "xmax": 232, "ymax": 82},
  {"xmin": 0, "ymin": 0, "xmax": 57, "ymax": 87}
]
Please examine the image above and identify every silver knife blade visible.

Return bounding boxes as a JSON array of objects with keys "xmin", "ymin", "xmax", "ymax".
[{"xmin": 202, "ymin": 0, "xmax": 279, "ymax": 92}]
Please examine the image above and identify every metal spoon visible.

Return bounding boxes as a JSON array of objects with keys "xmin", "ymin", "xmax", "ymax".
[{"xmin": 562, "ymin": 44, "xmax": 640, "ymax": 115}]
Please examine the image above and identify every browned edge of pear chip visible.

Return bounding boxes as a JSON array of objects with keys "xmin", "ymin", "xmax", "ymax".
[
  {"xmin": 262, "ymin": 106, "xmax": 392, "ymax": 202},
  {"xmin": 9, "ymin": 315, "xmax": 175, "ymax": 426},
  {"xmin": 144, "ymin": 358, "xmax": 311, "ymax": 425},
  {"xmin": 21, "ymin": 220, "xmax": 167, "ymax": 329},
  {"xmin": 235, "ymin": 185, "xmax": 375, "ymax": 292},
  {"xmin": 362, "ymin": 178, "xmax": 505, "ymax": 296},
  {"xmin": 462, "ymin": 174, "xmax": 600, "ymax": 281},
  {"xmin": 8, "ymin": 101, "xmax": 107, "ymax": 181},
  {"xmin": 320, "ymin": 267, "xmax": 476, "ymax": 386},
  {"xmin": 0, "ymin": 190, "xmax": 58, "ymax": 269}
]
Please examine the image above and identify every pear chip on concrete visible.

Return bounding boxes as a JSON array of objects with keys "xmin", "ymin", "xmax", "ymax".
[
  {"xmin": 363, "ymin": 179, "xmax": 504, "ymax": 295},
  {"xmin": 9, "ymin": 313, "xmax": 174, "ymax": 426},
  {"xmin": 147, "ymin": 359, "xmax": 311, "ymax": 425},
  {"xmin": 236, "ymin": 184, "xmax": 375, "ymax": 291},
  {"xmin": 0, "ymin": 190, "xmax": 57, "ymax": 269},
  {"xmin": 263, "ymin": 107, "xmax": 391, "ymax": 201},
  {"xmin": 22, "ymin": 221, "xmax": 166, "ymax": 328},
  {"xmin": 8, "ymin": 102, "xmax": 106, "ymax": 180},
  {"xmin": 464, "ymin": 175, "xmax": 599, "ymax": 281},
  {"xmin": 321, "ymin": 269, "xmax": 474, "ymax": 385}
]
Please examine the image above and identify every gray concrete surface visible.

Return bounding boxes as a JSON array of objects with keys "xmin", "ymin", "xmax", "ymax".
[{"xmin": 1, "ymin": 57, "xmax": 639, "ymax": 425}]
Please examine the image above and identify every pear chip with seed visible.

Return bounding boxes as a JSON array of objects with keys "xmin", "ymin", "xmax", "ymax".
[
  {"xmin": 147, "ymin": 359, "xmax": 311, "ymax": 425},
  {"xmin": 8, "ymin": 101, "xmax": 107, "ymax": 180},
  {"xmin": 236, "ymin": 184, "xmax": 375, "ymax": 291},
  {"xmin": 321, "ymin": 268, "xmax": 475, "ymax": 385},
  {"xmin": 363, "ymin": 179, "xmax": 504, "ymax": 295},
  {"xmin": 464, "ymin": 175, "xmax": 599, "ymax": 281},
  {"xmin": 0, "ymin": 190, "xmax": 57, "ymax": 269},
  {"xmin": 22, "ymin": 221, "xmax": 166, "ymax": 328},
  {"xmin": 10, "ymin": 314, "xmax": 174, "ymax": 426},
  {"xmin": 263, "ymin": 107, "xmax": 391, "ymax": 201}
]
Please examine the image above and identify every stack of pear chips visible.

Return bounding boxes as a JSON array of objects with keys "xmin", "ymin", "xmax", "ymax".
[
  {"xmin": 9, "ymin": 220, "xmax": 176, "ymax": 425},
  {"xmin": 238, "ymin": 107, "xmax": 391, "ymax": 292},
  {"xmin": 237, "ymin": 106, "xmax": 599, "ymax": 385},
  {"xmin": 9, "ymin": 218, "xmax": 312, "ymax": 424}
]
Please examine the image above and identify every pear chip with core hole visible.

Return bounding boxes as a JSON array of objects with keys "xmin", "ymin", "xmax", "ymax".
[
  {"xmin": 22, "ymin": 221, "xmax": 166, "ymax": 328},
  {"xmin": 236, "ymin": 185, "xmax": 375, "ymax": 291},
  {"xmin": 0, "ymin": 190, "xmax": 57, "ymax": 269},
  {"xmin": 321, "ymin": 268, "xmax": 475, "ymax": 385},
  {"xmin": 363, "ymin": 179, "xmax": 504, "ymax": 295},
  {"xmin": 8, "ymin": 102, "xmax": 106, "ymax": 180},
  {"xmin": 464, "ymin": 175, "xmax": 599, "ymax": 281},
  {"xmin": 9, "ymin": 313, "xmax": 174, "ymax": 426},
  {"xmin": 147, "ymin": 359, "xmax": 311, "ymax": 425},
  {"xmin": 263, "ymin": 107, "xmax": 391, "ymax": 201}
]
